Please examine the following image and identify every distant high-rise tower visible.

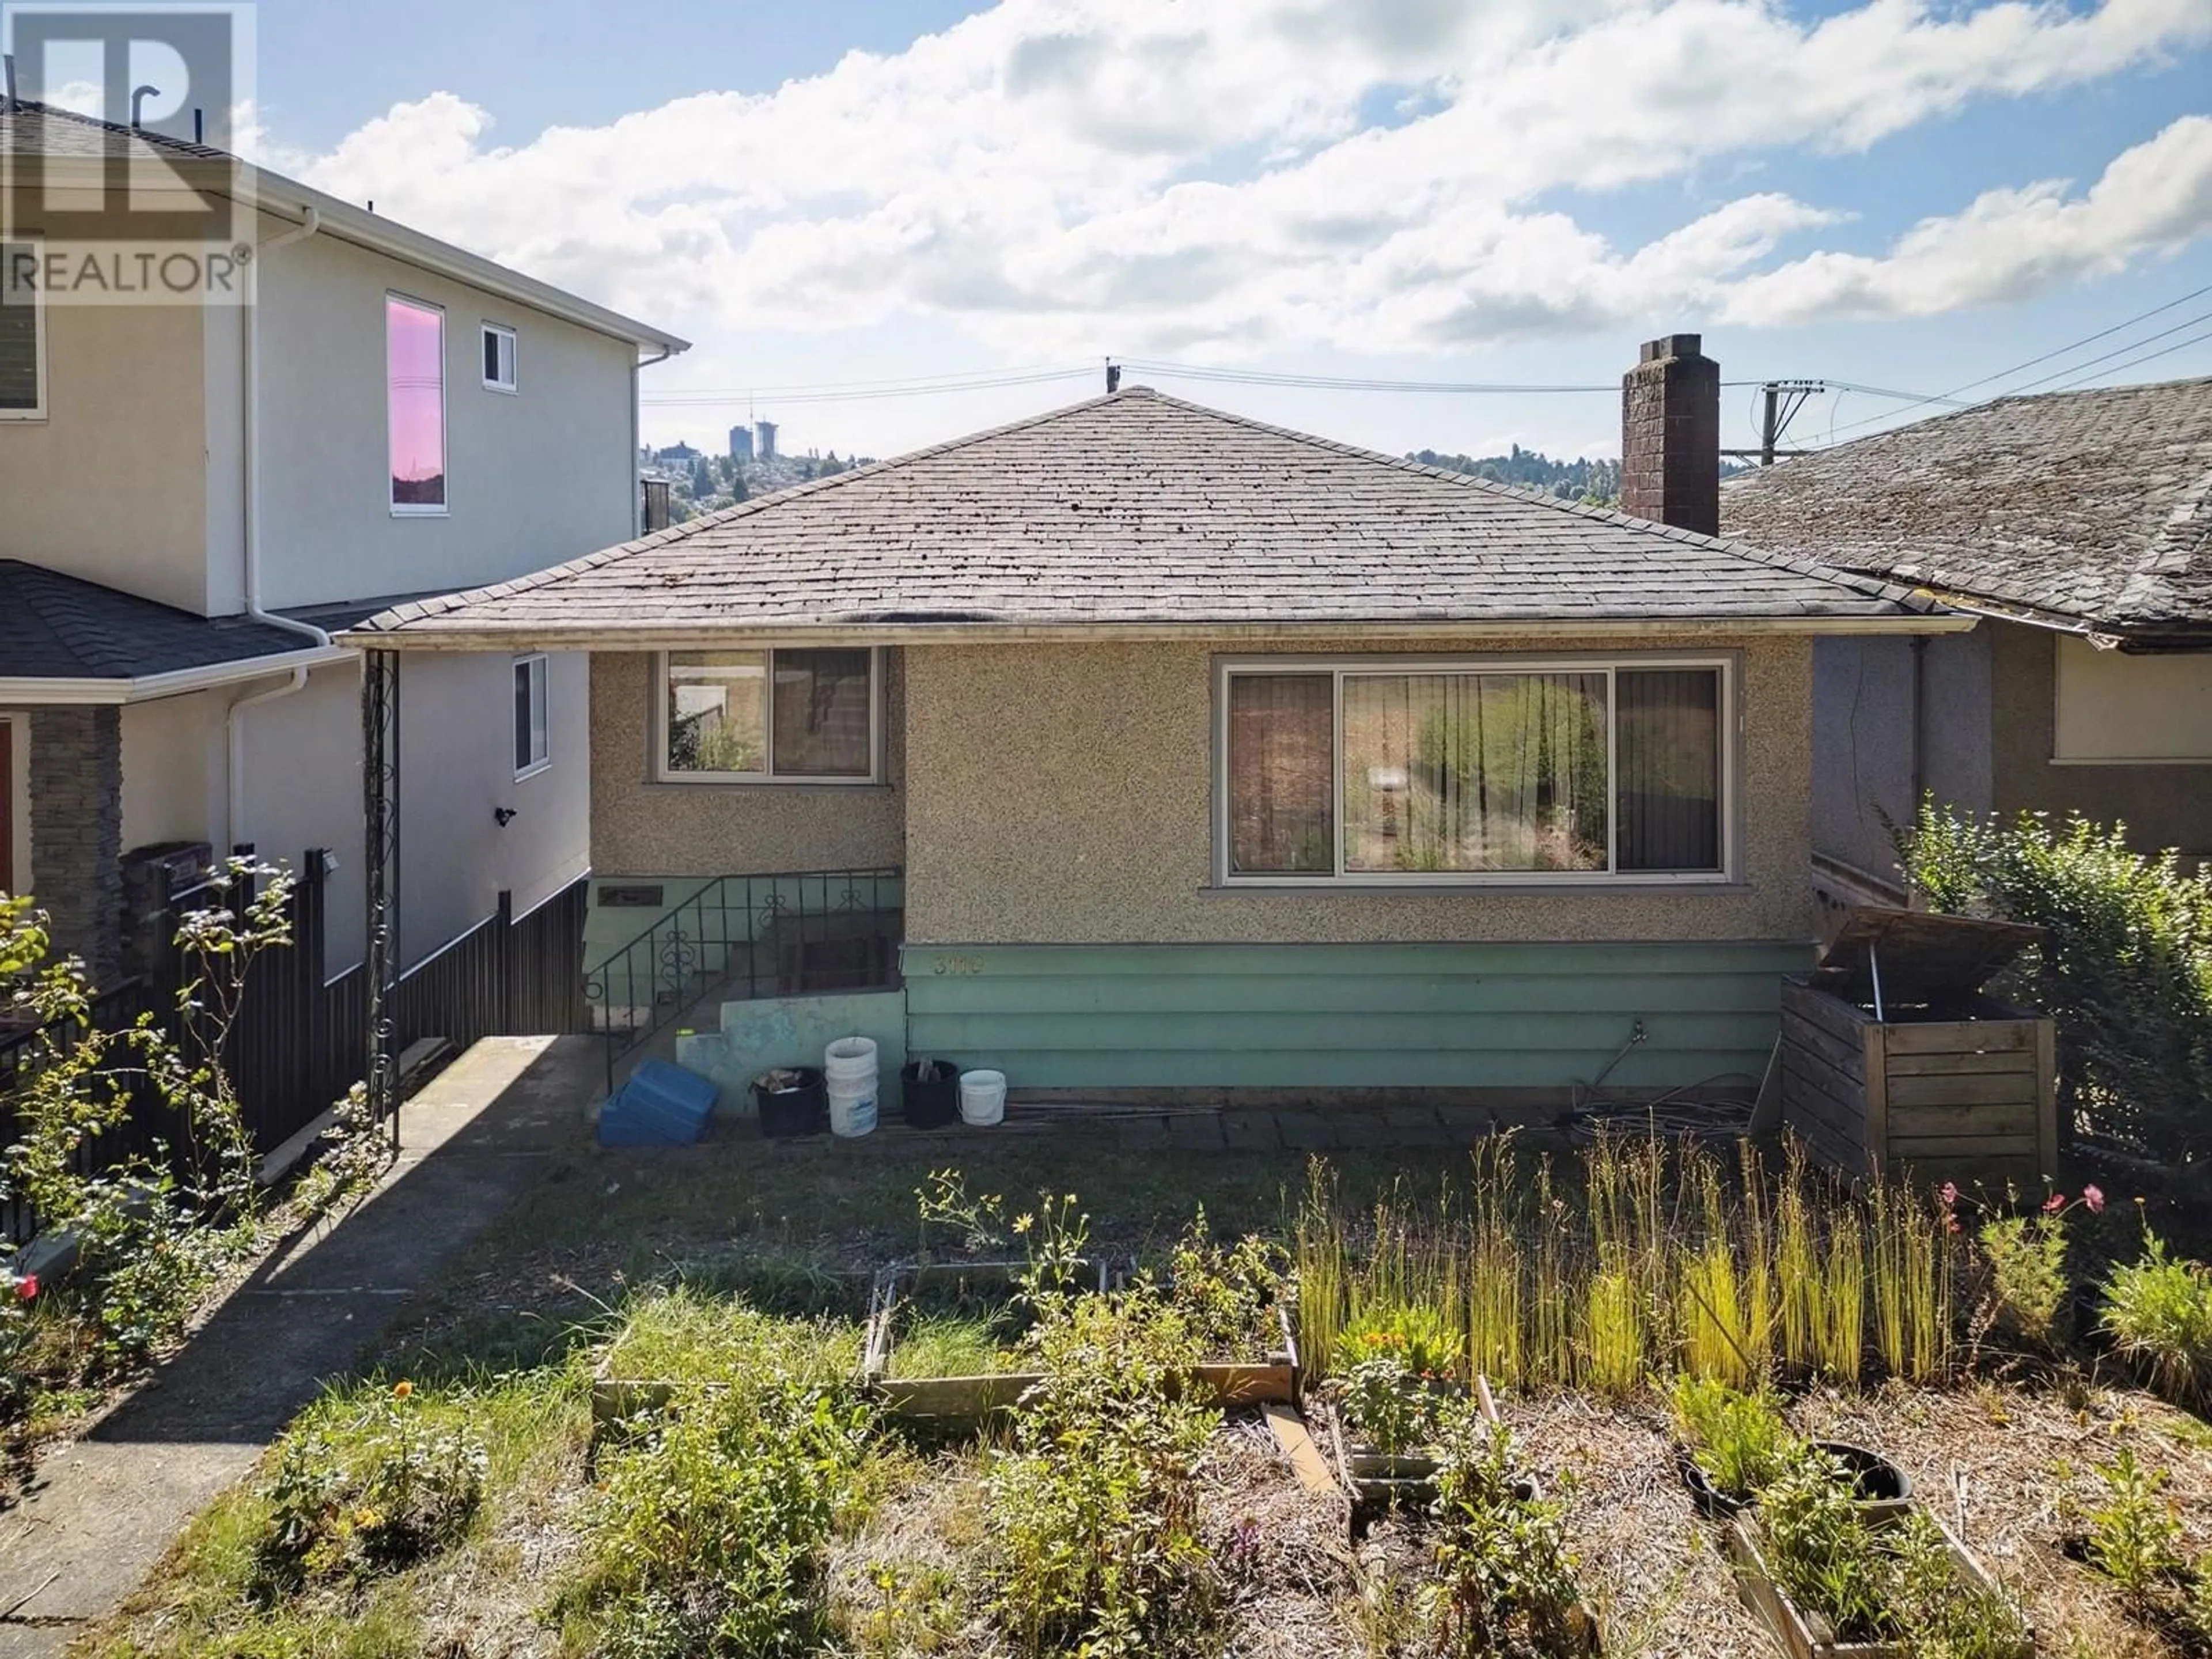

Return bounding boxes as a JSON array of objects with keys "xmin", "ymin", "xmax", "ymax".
[
  {"xmin": 728, "ymin": 425, "xmax": 754, "ymax": 463},
  {"xmin": 755, "ymin": 419, "xmax": 778, "ymax": 461}
]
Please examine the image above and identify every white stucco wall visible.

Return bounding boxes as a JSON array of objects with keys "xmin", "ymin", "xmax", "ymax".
[
  {"xmin": 244, "ymin": 217, "xmax": 641, "ymax": 612},
  {"xmin": 0, "ymin": 300, "xmax": 210, "ymax": 611},
  {"xmin": 120, "ymin": 692, "xmax": 228, "ymax": 853},
  {"xmin": 396, "ymin": 649, "xmax": 590, "ymax": 967}
]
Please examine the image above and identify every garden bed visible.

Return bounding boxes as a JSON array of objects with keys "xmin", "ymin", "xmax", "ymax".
[{"xmin": 1726, "ymin": 1508, "xmax": 2032, "ymax": 1659}]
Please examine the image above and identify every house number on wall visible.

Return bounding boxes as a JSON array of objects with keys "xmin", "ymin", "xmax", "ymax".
[{"xmin": 930, "ymin": 954, "xmax": 986, "ymax": 976}]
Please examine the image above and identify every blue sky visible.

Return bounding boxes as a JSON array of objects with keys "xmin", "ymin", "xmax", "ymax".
[{"xmin": 238, "ymin": 0, "xmax": 2212, "ymax": 462}]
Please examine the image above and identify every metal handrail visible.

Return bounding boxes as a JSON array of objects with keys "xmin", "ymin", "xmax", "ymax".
[{"xmin": 583, "ymin": 866, "xmax": 903, "ymax": 1094}]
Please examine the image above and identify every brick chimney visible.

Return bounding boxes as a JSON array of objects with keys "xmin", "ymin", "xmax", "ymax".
[{"xmin": 1620, "ymin": 332, "xmax": 1720, "ymax": 536}]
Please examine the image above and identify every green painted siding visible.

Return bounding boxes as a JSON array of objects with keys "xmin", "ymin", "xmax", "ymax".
[{"xmin": 901, "ymin": 941, "xmax": 1814, "ymax": 1090}]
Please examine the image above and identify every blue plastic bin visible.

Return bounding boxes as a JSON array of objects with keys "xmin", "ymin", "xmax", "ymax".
[{"xmin": 597, "ymin": 1059, "xmax": 718, "ymax": 1147}]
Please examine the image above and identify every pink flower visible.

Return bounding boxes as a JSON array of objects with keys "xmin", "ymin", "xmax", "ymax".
[
  {"xmin": 1945, "ymin": 1215, "xmax": 1963, "ymax": 1235},
  {"xmin": 2043, "ymin": 1193, "xmax": 2066, "ymax": 1215},
  {"xmin": 15, "ymin": 1274, "xmax": 35, "ymax": 1301},
  {"xmin": 1938, "ymin": 1182, "xmax": 1959, "ymax": 1209},
  {"xmin": 2082, "ymin": 1185, "xmax": 2105, "ymax": 1215}
]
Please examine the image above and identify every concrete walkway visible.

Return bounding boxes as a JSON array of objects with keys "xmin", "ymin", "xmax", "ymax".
[{"xmin": 0, "ymin": 1036, "xmax": 597, "ymax": 1658}]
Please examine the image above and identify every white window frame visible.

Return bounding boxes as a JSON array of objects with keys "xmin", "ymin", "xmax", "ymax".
[
  {"xmin": 655, "ymin": 647, "xmax": 884, "ymax": 786},
  {"xmin": 1211, "ymin": 651, "xmax": 1739, "ymax": 889},
  {"xmin": 513, "ymin": 654, "xmax": 551, "ymax": 780},
  {"xmin": 0, "ymin": 238, "xmax": 48, "ymax": 422},
  {"xmin": 480, "ymin": 320, "xmax": 517, "ymax": 393},
  {"xmin": 386, "ymin": 290, "xmax": 449, "ymax": 517}
]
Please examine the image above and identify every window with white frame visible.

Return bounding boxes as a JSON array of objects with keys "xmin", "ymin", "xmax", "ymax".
[
  {"xmin": 387, "ymin": 293, "xmax": 447, "ymax": 512},
  {"xmin": 1218, "ymin": 655, "xmax": 1733, "ymax": 884},
  {"xmin": 1, "ymin": 243, "xmax": 44, "ymax": 419},
  {"xmin": 480, "ymin": 321, "xmax": 516, "ymax": 392},
  {"xmin": 660, "ymin": 649, "xmax": 879, "ymax": 782},
  {"xmin": 513, "ymin": 654, "xmax": 550, "ymax": 778}
]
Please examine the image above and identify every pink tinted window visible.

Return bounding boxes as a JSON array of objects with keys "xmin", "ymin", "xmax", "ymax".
[{"xmin": 387, "ymin": 296, "xmax": 445, "ymax": 509}]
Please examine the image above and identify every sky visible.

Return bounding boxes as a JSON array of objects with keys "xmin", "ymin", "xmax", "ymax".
[{"xmin": 232, "ymin": 0, "xmax": 2212, "ymax": 462}]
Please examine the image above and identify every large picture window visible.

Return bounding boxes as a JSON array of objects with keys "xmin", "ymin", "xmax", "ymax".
[
  {"xmin": 1220, "ymin": 656, "xmax": 1730, "ymax": 884},
  {"xmin": 387, "ymin": 293, "xmax": 446, "ymax": 513},
  {"xmin": 661, "ymin": 649, "xmax": 879, "ymax": 782}
]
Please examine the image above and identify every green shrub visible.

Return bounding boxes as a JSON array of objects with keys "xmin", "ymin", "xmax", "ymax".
[
  {"xmin": 1164, "ymin": 1210, "xmax": 1281, "ymax": 1355},
  {"xmin": 565, "ymin": 1370, "xmax": 876, "ymax": 1658},
  {"xmin": 255, "ymin": 1381, "xmax": 487, "ymax": 1588},
  {"xmin": 2100, "ymin": 1235, "xmax": 2212, "ymax": 1410},
  {"xmin": 1425, "ymin": 1410, "xmax": 1587, "ymax": 1656},
  {"xmin": 983, "ymin": 1288, "xmax": 1217, "ymax": 1658},
  {"xmin": 1666, "ymin": 1374, "xmax": 1798, "ymax": 1502},
  {"xmin": 2074, "ymin": 1446, "xmax": 2186, "ymax": 1608},
  {"xmin": 1757, "ymin": 1446, "xmax": 1894, "ymax": 1642},
  {"xmin": 1888, "ymin": 1509, "xmax": 2034, "ymax": 1659},
  {"xmin": 1333, "ymin": 1300, "xmax": 1458, "ymax": 1378},
  {"xmin": 1897, "ymin": 804, "xmax": 2212, "ymax": 1163},
  {"xmin": 1335, "ymin": 1353, "xmax": 1452, "ymax": 1455},
  {"xmin": 1976, "ymin": 1211, "xmax": 2071, "ymax": 1346}
]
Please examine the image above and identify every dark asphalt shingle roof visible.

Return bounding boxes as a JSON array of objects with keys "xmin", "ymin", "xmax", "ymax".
[
  {"xmin": 355, "ymin": 389, "xmax": 1936, "ymax": 642},
  {"xmin": 0, "ymin": 561, "xmax": 313, "ymax": 679},
  {"xmin": 1720, "ymin": 376, "xmax": 2212, "ymax": 635},
  {"xmin": 0, "ymin": 100, "xmax": 232, "ymax": 163}
]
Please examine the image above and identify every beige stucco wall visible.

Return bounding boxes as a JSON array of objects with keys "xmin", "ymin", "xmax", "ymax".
[
  {"xmin": 0, "ymin": 300, "xmax": 210, "ymax": 611},
  {"xmin": 589, "ymin": 650, "xmax": 906, "ymax": 875},
  {"xmin": 245, "ymin": 212, "xmax": 641, "ymax": 612},
  {"xmin": 902, "ymin": 634, "xmax": 1816, "ymax": 945}
]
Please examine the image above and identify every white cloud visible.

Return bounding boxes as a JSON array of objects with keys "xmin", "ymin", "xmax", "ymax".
[{"xmin": 275, "ymin": 0, "xmax": 2212, "ymax": 362}]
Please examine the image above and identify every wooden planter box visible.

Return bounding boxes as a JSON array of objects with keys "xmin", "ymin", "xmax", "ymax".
[
  {"xmin": 1780, "ymin": 978, "xmax": 2055, "ymax": 1187},
  {"xmin": 1726, "ymin": 1509, "xmax": 2032, "ymax": 1659},
  {"xmin": 863, "ymin": 1259, "xmax": 1297, "ymax": 1420}
]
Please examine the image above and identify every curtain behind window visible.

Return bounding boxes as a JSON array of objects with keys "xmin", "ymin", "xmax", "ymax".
[
  {"xmin": 1616, "ymin": 668, "xmax": 1721, "ymax": 872},
  {"xmin": 1344, "ymin": 672, "xmax": 1608, "ymax": 873},
  {"xmin": 0, "ymin": 246, "xmax": 37, "ymax": 411},
  {"xmin": 1228, "ymin": 674, "xmax": 1334, "ymax": 873}
]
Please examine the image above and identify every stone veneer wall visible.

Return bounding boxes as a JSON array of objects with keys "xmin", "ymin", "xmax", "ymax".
[{"xmin": 21, "ymin": 704, "xmax": 124, "ymax": 984}]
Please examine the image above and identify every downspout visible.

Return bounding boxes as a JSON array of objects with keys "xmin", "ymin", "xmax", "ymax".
[
  {"xmin": 225, "ymin": 206, "xmax": 327, "ymax": 854},
  {"xmin": 631, "ymin": 342, "xmax": 673, "ymax": 535}
]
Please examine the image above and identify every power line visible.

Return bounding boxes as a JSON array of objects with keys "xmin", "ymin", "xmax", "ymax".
[
  {"xmin": 1811, "ymin": 278, "xmax": 2212, "ymax": 444},
  {"xmin": 2041, "ymin": 322, "xmax": 2212, "ymax": 395},
  {"xmin": 1995, "ymin": 305, "xmax": 2212, "ymax": 397}
]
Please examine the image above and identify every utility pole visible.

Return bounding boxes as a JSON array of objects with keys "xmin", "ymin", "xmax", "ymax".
[{"xmin": 1721, "ymin": 380, "xmax": 1825, "ymax": 465}]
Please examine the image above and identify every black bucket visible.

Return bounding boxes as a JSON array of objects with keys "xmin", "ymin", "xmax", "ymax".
[
  {"xmin": 902, "ymin": 1059, "xmax": 963, "ymax": 1129},
  {"xmin": 753, "ymin": 1067, "xmax": 829, "ymax": 1138}
]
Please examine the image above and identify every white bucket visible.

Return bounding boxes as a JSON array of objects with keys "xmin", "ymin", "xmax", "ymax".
[
  {"xmin": 823, "ymin": 1036, "xmax": 879, "ymax": 1138},
  {"xmin": 959, "ymin": 1068, "xmax": 1007, "ymax": 1127}
]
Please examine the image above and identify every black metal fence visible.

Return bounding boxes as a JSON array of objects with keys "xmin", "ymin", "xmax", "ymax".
[
  {"xmin": 2, "ymin": 859, "xmax": 592, "ymax": 1245},
  {"xmin": 586, "ymin": 866, "xmax": 902, "ymax": 1092}
]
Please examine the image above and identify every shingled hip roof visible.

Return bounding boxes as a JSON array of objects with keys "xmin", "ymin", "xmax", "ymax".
[
  {"xmin": 0, "ymin": 560, "xmax": 340, "ymax": 694},
  {"xmin": 1720, "ymin": 375, "xmax": 2212, "ymax": 640},
  {"xmin": 350, "ymin": 388, "xmax": 1954, "ymax": 648}
]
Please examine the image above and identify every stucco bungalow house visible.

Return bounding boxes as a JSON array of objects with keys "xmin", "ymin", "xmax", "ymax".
[
  {"xmin": 344, "ymin": 338, "xmax": 1968, "ymax": 1107},
  {"xmin": 1722, "ymin": 375, "xmax": 2212, "ymax": 906}
]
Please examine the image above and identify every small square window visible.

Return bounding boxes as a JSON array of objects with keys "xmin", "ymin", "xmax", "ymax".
[
  {"xmin": 481, "ymin": 323, "xmax": 517, "ymax": 392},
  {"xmin": 514, "ymin": 655, "xmax": 550, "ymax": 777}
]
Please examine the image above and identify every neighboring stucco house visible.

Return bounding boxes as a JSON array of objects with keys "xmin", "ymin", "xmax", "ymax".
[
  {"xmin": 1721, "ymin": 377, "xmax": 2212, "ymax": 905},
  {"xmin": 0, "ymin": 101, "xmax": 686, "ymax": 984},
  {"xmin": 346, "ymin": 344, "xmax": 1968, "ymax": 1104}
]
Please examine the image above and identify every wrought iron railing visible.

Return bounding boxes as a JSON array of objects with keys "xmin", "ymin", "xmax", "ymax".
[{"xmin": 583, "ymin": 866, "xmax": 903, "ymax": 1094}]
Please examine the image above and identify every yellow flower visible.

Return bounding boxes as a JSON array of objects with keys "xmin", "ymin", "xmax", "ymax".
[
  {"xmin": 351, "ymin": 1506, "xmax": 384, "ymax": 1531},
  {"xmin": 1013, "ymin": 1214, "xmax": 1033, "ymax": 1234},
  {"xmin": 391, "ymin": 1380, "xmax": 412, "ymax": 1399}
]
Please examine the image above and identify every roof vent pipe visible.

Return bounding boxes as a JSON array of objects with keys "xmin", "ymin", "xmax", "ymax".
[{"xmin": 130, "ymin": 83, "xmax": 158, "ymax": 128}]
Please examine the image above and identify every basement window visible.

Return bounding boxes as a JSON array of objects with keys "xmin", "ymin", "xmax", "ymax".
[
  {"xmin": 659, "ymin": 649, "xmax": 880, "ymax": 783},
  {"xmin": 481, "ymin": 322, "xmax": 517, "ymax": 392},
  {"xmin": 0, "ymin": 243, "xmax": 44, "ymax": 419},
  {"xmin": 1217, "ymin": 653, "xmax": 1734, "ymax": 885},
  {"xmin": 514, "ymin": 654, "xmax": 550, "ymax": 778}
]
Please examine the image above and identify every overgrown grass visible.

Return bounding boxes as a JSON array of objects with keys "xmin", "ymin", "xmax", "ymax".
[
  {"xmin": 1297, "ymin": 1134, "xmax": 1959, "ymax": 1393},
  {"xmin": 887, "ymin": 1310, "xmax": 1013, "ymax": 1378},
  {"xmin": 81, "ymin": 1370, "xmax": 585, "ymax": 1659},
  {"xmin": 599, "ymin": 1283, "xmax": 863, "ymax": 1385}
]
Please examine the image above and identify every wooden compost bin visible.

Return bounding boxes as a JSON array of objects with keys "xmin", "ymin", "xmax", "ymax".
[{"xmin": 1779, "ymin": 908, "xmax": 2056, "ymax": 1188}]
